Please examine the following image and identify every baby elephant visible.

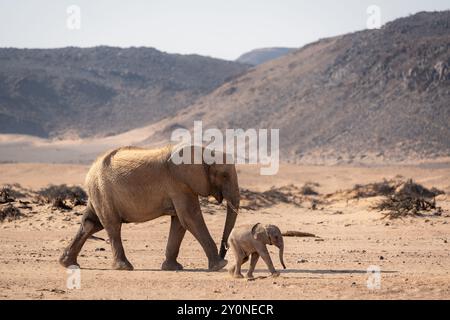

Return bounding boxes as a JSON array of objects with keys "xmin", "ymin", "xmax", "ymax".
[{"xmin": 228, "ymin": 223, "xmax": 286, "ymax": 279}]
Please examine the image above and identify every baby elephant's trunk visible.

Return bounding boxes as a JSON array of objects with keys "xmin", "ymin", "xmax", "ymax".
[{"xmin": 277, "ymin": 238, "xmax": 286, "ymax": 269}]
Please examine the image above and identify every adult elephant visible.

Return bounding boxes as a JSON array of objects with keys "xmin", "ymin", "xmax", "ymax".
[{"xmin": 59, "ymin": 144, "xmax": 240, "ymax": 271}]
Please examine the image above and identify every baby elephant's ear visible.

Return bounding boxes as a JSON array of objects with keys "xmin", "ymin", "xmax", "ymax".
[{"xmin": 252, "ymin": 223, "xmax": 269, "ymax": 244}]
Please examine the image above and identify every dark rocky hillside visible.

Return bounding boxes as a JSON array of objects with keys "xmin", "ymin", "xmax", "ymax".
[
  {"xmin": 0, "ymin": 46, "xmax": 248, "ymax": 137},
  {"xmin": 153, "ymin": 11, "xmax": 450, "ymax": 163}
]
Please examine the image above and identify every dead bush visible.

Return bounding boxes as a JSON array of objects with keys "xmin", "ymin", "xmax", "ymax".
[
  {"xmin": 352, "ymin": 179, "xmax": 400, "ymax": 198},
  {"xmin": 373, "ymin": 179, "xmax": 444, "ymax": 219},
  {"xmin": 0, "ymin": 204, "xmax": 22, "ymax": 222},
  {"xmin": 300, "ymin": 183, "xmax": 319, "ymax": 196},
  {"xmin": 239, "ymin": 185, "xmax": 306, "ymax": 210},
  {"xmin": 37, "ymin": 184, "xmax": 87, "ymax": 209},
  {"xmin": 0, "ymin": 187, "xmax": 15, "ymax": 204}
]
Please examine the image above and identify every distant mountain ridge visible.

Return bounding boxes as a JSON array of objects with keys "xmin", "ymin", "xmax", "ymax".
[
  {"xmin": 0, "ymin": 46, "xmax": 249, "ymax": 138},
  {"xmin": 236, "ymin": 47, "xmax": 296, "ymax": 65},
  {"xmin": 147, "ymin": 11, "xmax": 450, "ymax": 163}
]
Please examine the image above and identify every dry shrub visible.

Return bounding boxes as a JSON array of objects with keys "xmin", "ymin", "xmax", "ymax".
[
  {"xmin": 352, "ymin": 179, "xmax": 401, "ymax": 199},
  {"xmin": 373, "ymin": 179, "xmax": 444, "ymax": 219},
  {"xmin": 37, "ymin": 184, "xmax": 87, "ymax": 209},
  {"xmin": 300, "ymin": 182, "xmax": 319, "ymax": 196},
  {"xmin": 0, "ymin": 204, "xmax": 22, "ymax": 222},
  {"xmin": 240, "ymin": 185, "xmax": 304, "ymax": 210},
  {"xmin": 1, "ymin": 184, "xmax": 27, "ymax": 202},
  {"xmin": 0, "ymin": 188, "xmax": 15, "ymax": 204}
]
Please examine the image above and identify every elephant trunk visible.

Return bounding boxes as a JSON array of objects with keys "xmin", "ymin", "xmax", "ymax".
[
  {"xmin": 277, "ymin": 238, "xmax": 286, "ymax": 269},
  {"xmin": 219, "ymin": 195, "xmax": 239, "ymax": 259}
]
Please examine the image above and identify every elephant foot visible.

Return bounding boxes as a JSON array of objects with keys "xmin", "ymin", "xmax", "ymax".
[
  {"xmin": 113, "ymin": 259, "xmax": 134, "ymax": 271},
  {"xmin": 59, "ymin": 252, "xmax": 79, "ymax": 269},
  {"xmin": 246, "ymin": 273, "xmax": 254, "ymax": 279},
  {"xmin": 233, "ymin": 273, "xmax": 244, "ymax": 279},
  {"xmin": 271, "ymin": 271, "xmax": 280, "ymax": 278},
  {"xmin": 209, "ymin": 258, "xmax": 228, "ymax": 271},
  {"xmin": 161, "ymin": 260, "xmax": 183, "ymax": 271}
]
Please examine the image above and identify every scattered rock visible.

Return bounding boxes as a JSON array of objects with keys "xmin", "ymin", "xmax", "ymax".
[{"xmin": 282, "ymin": 231, "xmax": 317, "ymax": 238}]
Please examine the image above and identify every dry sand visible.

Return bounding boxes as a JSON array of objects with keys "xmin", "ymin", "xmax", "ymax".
[{"xmin": 0, "ymin": 163, "xmax": 449, "ymax": 299}]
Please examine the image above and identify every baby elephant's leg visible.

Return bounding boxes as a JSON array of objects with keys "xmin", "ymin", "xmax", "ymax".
[
  {"xmin": 234, "ymin": 254, "xmax": 247, "ymax": 278},
  {"xmin": 228, "ymin": 241, "xmax": 243, "ymax": 278},
  {"xmin": 246, "ymin": 253, "xmax": 259, "ymax": 279},
  {"xmin": 255, "ymin": 244, "xmax": 279, "ymax": 277}
]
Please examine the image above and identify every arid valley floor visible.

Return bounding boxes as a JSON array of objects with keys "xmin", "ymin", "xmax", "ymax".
[{"xmin": 0, "ymin": 163, "xmax": 449, "ymax": 299}]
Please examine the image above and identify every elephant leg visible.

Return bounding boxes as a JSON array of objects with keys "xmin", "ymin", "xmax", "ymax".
[
  {"xmin": 256, "ymin": 244, "xmax": 278, "ymax": 276},
  {"xmin": 59, "ymin": 205, "xmax": 103, "ymax": 268},
  {"xmin": 104, "ymin": 223, "xmax": 134, "ymax": 271},
  {"xmin": 246, "ymin": 253, "xmax": 259, "ymax": 279},
  {"xmin": 173, "ymin": 195, "xmax": 227, "ymax": 271},
  {"xmin": 162, "ymin": 215, "xmax": 186, "ymax": 271},
  {"xmin": 233, "ymin": 255, "xmax": 245, "ymax": 279}
]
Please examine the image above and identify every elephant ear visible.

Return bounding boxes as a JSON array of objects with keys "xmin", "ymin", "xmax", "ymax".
[
  {"xmin": 168, "ymin": 145, "xmax": 211, "ymax": 196},
  {"xmin": 252, "ymin": 223, "xmax": 269, "ymax": 244}
]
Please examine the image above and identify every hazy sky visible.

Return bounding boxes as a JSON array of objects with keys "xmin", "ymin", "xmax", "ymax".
[{"xmin": 0, "ymin": 0, "xmax": 449, "ymax": 60}]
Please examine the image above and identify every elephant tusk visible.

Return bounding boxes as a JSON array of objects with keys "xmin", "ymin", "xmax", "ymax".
[
  {"xmin": 222, "ymin": 241, "xmax": 229, "ymax": 250},
  {"xmin": 227, "ymin": 202, "xmax": 239, "ymax": 215}
]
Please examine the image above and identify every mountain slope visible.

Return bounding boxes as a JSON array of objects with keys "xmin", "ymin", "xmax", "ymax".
[
  {"xmin": 236, "ymin": 47, "xmax": 296, "ymax": 65},
  {"xmin": 0, "ymin": 47, "xmax": 248, "ymax": 138},
  {"xmin": 149, "ymin": 11, "xmax": 450, "ymax": 163}
]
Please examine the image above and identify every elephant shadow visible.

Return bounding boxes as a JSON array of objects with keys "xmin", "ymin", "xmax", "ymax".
[
  {"xmin": 81, "ymin": 267, "xmax": 227, "ymax": 273},
  {"xmin": 278, "ymin": 269, "xmax": 397, "ymax": 275},
  {"xmin": 80, "ymin": 267, "xmax": 397, "ymax": 274}
]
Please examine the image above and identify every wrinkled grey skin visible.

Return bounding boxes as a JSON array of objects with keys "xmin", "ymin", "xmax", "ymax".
[
  {"xmin": 59, "ymin": 145, "xmax": 240, "ymax": 271},
  {"xmin": 228, "ymin": 223, "xmax": 286, "ymax": 278}
]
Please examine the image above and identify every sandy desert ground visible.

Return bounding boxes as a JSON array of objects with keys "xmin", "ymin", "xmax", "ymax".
[{"xmin": 0, "ymin": 162, "xmax": 449, "ymax": 300}]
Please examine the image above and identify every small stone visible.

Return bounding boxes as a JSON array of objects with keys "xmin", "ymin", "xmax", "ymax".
[
  {"xmin": 95, "ymin": 248, "xmax": 105, "ymax": 252},
  {"xmin": 379, "ymin": 256, "xmax": 385, "ymax": 260}
]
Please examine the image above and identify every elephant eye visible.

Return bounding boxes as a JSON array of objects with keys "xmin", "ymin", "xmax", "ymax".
[{"xmin": 222, "ymin": 172, "xmax": 229, "ymax": 179}]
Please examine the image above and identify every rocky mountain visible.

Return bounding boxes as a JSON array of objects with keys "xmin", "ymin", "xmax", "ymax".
[
  {"xmin": 236, "ymin": 47, "xmax": 296, "ymax": 65},
  {"xmin": 0, "ymin": 46, "xmax": 248, "ymax": 137},
  {"xmin": 151, "ymin": 11, "xmax": 450, "ymax": 163}
]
